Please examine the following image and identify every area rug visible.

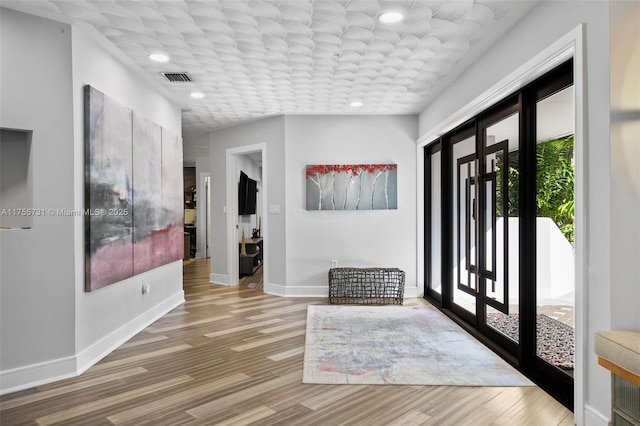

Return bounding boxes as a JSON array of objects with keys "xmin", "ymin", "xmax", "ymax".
[
  {"xmin": 486, "ymin": 313, "xmax": 574, "ymax": 370},
  {"xmin": 303, "ymin": 305, "xmax": 534, "ymax": 386}
]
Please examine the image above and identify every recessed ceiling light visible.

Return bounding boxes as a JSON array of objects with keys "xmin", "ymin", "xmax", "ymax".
[
  {"xmin": 350, "ymin": 101, "xmax": 363, "ymax": 108},
  {"xmin": 148, "ymin": 52, "xmax": 170, "ymax": 63},
  {"xmin": 190, "ymin": 92, "xmax": 205, "ymax": 99},
  {"xmin": 378, "ymin": 10, "xmax": 405, "ymax": 24}
]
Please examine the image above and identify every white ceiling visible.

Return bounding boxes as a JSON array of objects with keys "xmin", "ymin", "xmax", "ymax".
[{"xmin": 1, "ymin": 0, "xmax": 538, "ymax": 164}]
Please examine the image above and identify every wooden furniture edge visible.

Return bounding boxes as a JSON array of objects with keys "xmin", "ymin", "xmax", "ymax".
[{"xmin": 598, "ymin": 356, "xmax": 640, "ymax": 387}]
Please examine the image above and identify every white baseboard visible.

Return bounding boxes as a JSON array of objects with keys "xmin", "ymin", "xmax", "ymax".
[
  {"xmin": 0, "ymin": 356, "xmax": 78, "ymax": 396},
  {"xmin": 584, "ymin": 405, "xmax": 609, "ymax": 426},
  {"xmin": 210, "ymin": 273, "xmax": 230, "ymax": 286},
  {"xmin": 0, "ymin": 291, "xmax": 185, "ymax": 396},
  {"xmin": 264, "ymin": 283, "xmax": 328, "ymax": 297},
  {"xmin": 76, "ymin": 291, "xmax": 184, "ymax": 374},
  {"xmin": 264, "ymin": 282, "xmax": 286, "ymax": 296},
  {"xmin": 404, "ymin": 286, "xmax": 419, "ymax": 298},
  {"xmin": 265, "ymin": 283, "xmax": 421, "ymax": 299}
]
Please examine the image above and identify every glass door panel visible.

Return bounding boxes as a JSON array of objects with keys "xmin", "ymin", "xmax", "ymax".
[
  {"xmin": 535, "ymin": 86, "xmax": 575, "ymax": 374},
  {"xmin": 423, "ymin": 61, "xmax": 574, "ymax": 408},
  {"xmin": 482, "ymin": 112, "xmax": 520, "ymax": 341},
  {"xmin": 430, "ymin": 150, "xmax": 442, "ymax": 296},
  {"xmin": 452, "ymin": 135, "xmax": 477, "ymax": 315}
]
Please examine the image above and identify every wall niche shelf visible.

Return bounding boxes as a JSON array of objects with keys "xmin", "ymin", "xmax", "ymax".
[{"xmin": 1, "ymin": 128, "xmax": 34, "ymax": 229}]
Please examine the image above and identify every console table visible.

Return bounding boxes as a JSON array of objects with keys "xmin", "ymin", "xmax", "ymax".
[
  {"xmin": 239, "ymin": 238, "xmax": 263, "ymax": 277},
  {"xmin": 595, "ymin": 330, "xmax": 640, "ymax": 425}
]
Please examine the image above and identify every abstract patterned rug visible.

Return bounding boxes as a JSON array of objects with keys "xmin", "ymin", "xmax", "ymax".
[
  {"xmin": 486, "ymin": 313, "xmax": 575, "ymax": 370},
  {"xmin": 303, "ymin": 305, "xmax": 534, "ymax": 386}
]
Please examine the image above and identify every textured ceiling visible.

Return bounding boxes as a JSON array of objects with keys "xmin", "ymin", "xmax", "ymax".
[{"xmin": 2, "ymin": 0, "xmax": 536, "ymax": 162}]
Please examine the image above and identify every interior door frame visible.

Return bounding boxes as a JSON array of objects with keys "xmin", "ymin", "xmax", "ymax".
[
  {"xmin": 197, "ymin": 172, "xmax": 210, "ymax": 258},
  {"xmin": 225, "ymin": 143, "xmax": 267, "ymax": 287}
]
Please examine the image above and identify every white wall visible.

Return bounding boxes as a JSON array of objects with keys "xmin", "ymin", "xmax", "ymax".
[
  {"xmin": 0, "ymin": 8, "xmax": 184, "ymax": 394},
  {"xmin": 207, "ymin": 115, "xmax": 417, "ymax": 295},
  {"xmin": 536, "ymin": 218, "xmax": 575, "ymax": 301},
  {"xmin": 488, "ymin": 218, "xmax": 574, "ymax": 304},
  {"xmin": 418, "ymin": 1, "xmax": 611, "ymax": 423},
  {"xmin": 0, "ymin": 8, "xmax": 76, "ymax": 391},
  {"xmin": 71, "ymin": 23, "xmax": 183, "ymax": 371},
  {"xmin": 609, "ymin": 1, "xmax": 640, "ymax": 331},
  {"xmin": 208, "ymin": 117, "xmax": 286, "ymax": 287},
  {"xmin": 283, "ymin": 115, "xmax": 418, "ymax": 297}
]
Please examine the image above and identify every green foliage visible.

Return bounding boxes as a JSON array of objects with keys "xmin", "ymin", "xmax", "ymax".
[
  {"xmin": 498, "ymin": 135, "xmax": 575, "ymax": 243},
  {"xmin": 536, "ymin": 135, "xmax": 575, "ymax": 243}
]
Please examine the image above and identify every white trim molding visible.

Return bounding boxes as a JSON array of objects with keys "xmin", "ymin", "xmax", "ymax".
[
  {"xmin": 0, "ymin": 356, "xmax": 77, "ymax": 396},
  {"xmin": 584, "ymin": 405, "xmax": 609, "ymax": 426},
  {"xmin": 225, "ymin": 143, "xmax": 268, "ymax": 293},
  {"xmin": 570, "ymin": 23, "xmax": 588, "ymax": 426},
  {"xmin": 75, "ymin": 291, "xmax": 184, "ymax": 374},
  {"xmin": 264, "ymin": 283, "xmax": 420, "ymax": 299},
  {"xmin": 264, "ymin": 283, "xmax": 327, "ymax": 298},
  {"xmin": 403, "ymin": 286, "xmax": 420, "ymax": 298},
  {"xmin": 209, "ymin": 273, "xmax": 231, "ymax": 286}
]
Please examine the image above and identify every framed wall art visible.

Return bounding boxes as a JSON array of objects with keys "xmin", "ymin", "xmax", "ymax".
[{"xmin": 306, "ymin": 164, "xmax": 397, "ymax": 210}]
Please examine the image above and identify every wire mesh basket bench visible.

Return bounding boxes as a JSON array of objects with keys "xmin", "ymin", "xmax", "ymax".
[{"xmin": 328, "ymin": 267, "xmax": 405, "ymax": 305}]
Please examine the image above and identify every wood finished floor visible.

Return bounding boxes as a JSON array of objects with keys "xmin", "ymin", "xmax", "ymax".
[
  {"xmin": 0, "ymin": 259, "xmax": 574, "ymax": 425},
  {"xmin": 239, "ymin": 264, "xmax": 263, "ymax": 290}
]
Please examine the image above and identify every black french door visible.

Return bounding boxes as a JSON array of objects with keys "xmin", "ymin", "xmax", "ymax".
[
  {"xmin": 424, "ymin": 60, "xmax": 574, "ymax": 409},
  {"xmin": 444, "ymin": 99, "xmax": 520, "ymax": 356}
]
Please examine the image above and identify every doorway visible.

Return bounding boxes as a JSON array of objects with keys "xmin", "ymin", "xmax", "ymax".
[
  {"xmin": 424, "ymin": 60, "xmax": 575, "ymax": 408},
  {"xmin": 225, "ymin": 143, "xmax": 267, "ymax": 290},
  {"xmin": 199, "ymin": 173, "xmax": 211, "ymax": 259}
]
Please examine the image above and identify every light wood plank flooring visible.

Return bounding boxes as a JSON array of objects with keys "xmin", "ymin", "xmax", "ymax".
[
  {"xmin": 239, "ymin": 264, "xmax": 263, "ymax": 290},
  {"xmin": 0, "ymin": 259, "xmax": 573, "ymax": 425}
]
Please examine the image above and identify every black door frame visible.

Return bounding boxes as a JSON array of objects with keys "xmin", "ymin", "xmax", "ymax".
[
  {"xmin": 423, "ymin": 60, "xmax": 574, "ymax": 409},
  {"xmin": 424, "ymin": 141, "xmax": 442, "ymax": 304}
]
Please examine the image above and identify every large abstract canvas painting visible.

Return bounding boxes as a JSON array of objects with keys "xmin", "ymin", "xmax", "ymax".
[
  {"xmin": 160, "ymin": 127, "xmax": 184, "ymax": 264},
  {"xmin": 85, "ymin": 86, "xmax": 183, "ymax": 292},
  {"xmin": 85, "ymin": 86, "xmax": 134, "ymax": 290},
  {"xmin": 132, "ymin": 112, "xmax": 163, "ymax": 275},
  {"xmin": 306, "ymin": 164, "xmax": 398, "ymax": 210}
]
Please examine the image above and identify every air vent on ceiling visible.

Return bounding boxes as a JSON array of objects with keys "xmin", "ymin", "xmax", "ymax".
[{"xmin": 161, "ymin": 72, "xmax": 191, "ymax": 82}]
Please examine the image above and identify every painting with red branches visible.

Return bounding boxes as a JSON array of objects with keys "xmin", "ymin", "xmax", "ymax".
[{"xmin": 306, "ymin": 164, "xmax": 397, "ymax": 210}]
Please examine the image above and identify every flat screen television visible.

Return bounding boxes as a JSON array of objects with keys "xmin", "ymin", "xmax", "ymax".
[{"xmin": 238, "ymin": 171, "xmax": 257, "ymax": 215}]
